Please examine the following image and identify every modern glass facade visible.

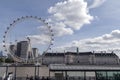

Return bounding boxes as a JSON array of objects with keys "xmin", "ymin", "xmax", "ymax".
[
  {"xmin": 50, "ymin": 71, "xmax": 120, "ymax": 80},
  {"xmin": 96, "ymin": 71, "xmax": 120, "ymax": 80},
  {"xmin": 49, "ymin": 64, "xmax": 120, "ymax": 80}
]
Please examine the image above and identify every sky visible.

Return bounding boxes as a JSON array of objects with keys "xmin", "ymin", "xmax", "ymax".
[{"xmin": 0, "ymin": 0, "xmax": 120, "ymax": 55}]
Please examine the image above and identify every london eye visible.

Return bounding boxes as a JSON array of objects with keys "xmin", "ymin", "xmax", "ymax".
[{"xmin": 2, "ymin": 16, "xmax": 54, "ymax": 63}]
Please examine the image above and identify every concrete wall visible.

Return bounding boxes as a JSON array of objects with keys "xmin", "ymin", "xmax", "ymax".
[
  {"xmin": 65, "ymin": 54, "xmax": 92, "ymax": 65},
  {"xmin": 73, "ymin": 55, "xmax": 92, "ymax": 64},
  {"xmin": 0, "ymin": 67, "xmax": 6, "ymax": 78},
  {"xmin": 0, "ymin": 66, "xmax": 49, "ymax": 78}
]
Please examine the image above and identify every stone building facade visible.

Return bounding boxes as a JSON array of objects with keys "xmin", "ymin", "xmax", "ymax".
[{"xmin": 42, "ymin": 51, "xmax": 119, "ymax": 65}]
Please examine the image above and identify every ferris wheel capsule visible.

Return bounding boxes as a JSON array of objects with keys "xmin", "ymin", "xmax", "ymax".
[
  {"xmin": 3, "ymin": 36, "xmax": 6, "ymax": 38},
  {"xmin": 10, "ymin": 24, "xmax": 12, "ymax": 26},
  {"xmin": 51, "ymin": 38, "xmax": 54, "ymax": 41},
  {"xmin": 3, "ymin": 45, "xmax": 5, "ymax": 47},
  {"xmin": 34, "ymin": 16, "xmax": 37, "ymax": 18},
  {"xmin": 26, "ymin": 16, "xmax": 28, "ymax": 18},
  {"xmin": 4, "ymin": 49, "xmax": 7, "ymax": 52},
  {"xmin": 17, "ymin": 18, "xmax": 20, "ymax": 21},
  {"xmin": 51, "ymin": 43, "xmax": 53, "ymax": 45},
  {"xmin": 38, "ymin": 17, "xmax": 41, "ymax": 20},
  {"xmin": 7, "ymin": 27, "xmax": 10, "ymax": 30},
  {"xmin": 13, "ymin": 20, "xmax": 16, "ymax": 23},
  {"xmin": 21, "ymin": 16, "xmax": 25, "ymax": 19},
  {"xmin": 51, "ymin": 30, "xmax": 53, "ymax": 32},
  {"xmin": 3, "ymin": 40, "xmax": 5, "ymax": 43},
  {"xmin": 42, "ymin": 20, "xmax": 45, "ymax": 22},
  {"xmin": 51, "ymin": 34, "xmax": 54, "ymax": 36},
  {"xmin": 30, "ymin": 16, "xmax": 33, "ymax": 18}
]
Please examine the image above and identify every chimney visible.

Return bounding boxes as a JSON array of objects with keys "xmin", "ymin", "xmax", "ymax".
[{"xmin": 77, "ymin": 47, "xmax": 79, "ymax": 53}]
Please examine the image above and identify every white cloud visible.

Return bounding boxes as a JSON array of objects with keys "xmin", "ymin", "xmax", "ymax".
[
  {"xmin": 51, "ymin": 22, "xmax": 73, "ymax": 36},
  {"xmin": 53, "ymin": 30, "xmax": 120, "ymax": 52},
  {"xmin": 89, "ymin": 0, "xmax": 106, "ymax": 9},
  {"xmin": 27, "ymin": 34, "xmax": 51, "ymax": 45},
  {"xmin": 48, "ymin": 0, "xmax": 93, "ymax": 36}
]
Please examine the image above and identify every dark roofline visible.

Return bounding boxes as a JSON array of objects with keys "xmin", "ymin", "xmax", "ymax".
[
  {"xmin": 65, "ymin": 52, "xmax": 93, "ymax": 55},
  {"xmin": 43, "ymin": 52, "xmax": 118, "ymax": 57},
  {"xmin": 44, "ymin": 52, "xmax": 93, "ymax": 56},
  {"xmin": 94, "ymin": 53, "xmax": 118, "ymax": 57}
]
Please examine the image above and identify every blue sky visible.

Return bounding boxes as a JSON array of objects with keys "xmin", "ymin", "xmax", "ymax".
[{"xmin": 0, "ymin": 0, "xmax": 120, "ymax": 54}]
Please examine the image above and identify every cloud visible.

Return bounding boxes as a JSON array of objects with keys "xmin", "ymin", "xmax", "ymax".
[
  {"xmin": 48, "ymin": 0, "xmax": 93, "ymax": 36},
  {"xmin": 28, "ymin": 0, "xmax": 95, "ymax": 46},
  {"xmin": 53, "ymin": 30, "xmax": 120, "ymax": 52},
  {"xmin": 51, "ymin": 22, "xmax": 73, "ymax": 36},
  {"xmin": 27, "ymin": 34, "xmax": 51, "ymax": 45},
  {"xmin": 89, "ymin": 0, "xmax": 106, "ymax": 9}
]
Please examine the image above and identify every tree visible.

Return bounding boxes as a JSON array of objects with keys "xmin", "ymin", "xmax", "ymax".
[
  {"xmin": 5, "ymin": 58, "xmax": 14, "ymax": 63},
  {"xmin": 0, "ymin": 58, "xmax": 4, "ymax": 63}
]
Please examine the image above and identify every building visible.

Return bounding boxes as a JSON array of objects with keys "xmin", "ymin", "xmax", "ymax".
[
  {"xmin": 32, "ymin": 48, "xmax": 38, "ymax": 58},
  {"xmin": 49, "ymin": 64, "xmax": 120, "ymax": 80},
  {"xmin": 1, "ymin": 64, "xmax": 120, "ymax": 80},
  {"xmin": 16, "ymin": 42, "xmax": 21, "ymax": 57},
  {"xmin": 43, "ymin": 52, "xmax": 120, "ymax": 80},
  {"xmin": 65, "ymin": 52, "xmax": 93, "ymax": 65},
  {"xmin": 42, "ymin": 51, "xmax": 120, "ymax": 65},
  {"xmin": 1, "ymin": 51, "xmax": 120, "ymax": 80},
  {"xmin": 16, "ymin": 41, "xmax": 29, "ymax": 58},
  {"xmin": 42, "ymin": 53, "xmax": 65, "ymax": 65},
  {"xmin": 94, "ymin": 52, "xmax": 119, "ymax": 65}
]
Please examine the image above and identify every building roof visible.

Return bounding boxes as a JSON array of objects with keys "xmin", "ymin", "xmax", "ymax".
[
  {"xmin": 65, "ymin": 52, "xmax": 93, "ymax": 55},
  {"xmin": 43, "ymin": 51, "xmax": 119, "ymax": 58},
  {"xmin": 44, "ymin": 52, "xmax": 93, "ymax": 56},
  {"xmin": 49, "ymin": 64, "xmax": 120, "ymax": 71},
  {"xmin": 94, "ymin": 53, "xmax": 117, "ymax": 57}
]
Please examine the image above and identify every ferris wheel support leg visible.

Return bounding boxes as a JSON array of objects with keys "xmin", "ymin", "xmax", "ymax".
[{"xmin": 26, "ymin": 51, "xmax": 29, "ymax": 63}]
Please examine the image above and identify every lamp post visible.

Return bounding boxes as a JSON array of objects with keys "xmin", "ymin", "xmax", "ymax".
[
  {"xmin": 37, "ymin": 65, "xmax": 39, "ymax": 77},
  {"xmin": 34, "ymin": 65, "xmax": 37, "ymax": 79},
  {"xmin": 14, "ymin": 63, "xmax": 17, "ymax": 80},
  {"xmin": 35, "ymin": 61, "xmax": 40, "ymax": 79},
  {"xmin": 5, "ymin": 64, "xmax": 8, "ymax": 78}
]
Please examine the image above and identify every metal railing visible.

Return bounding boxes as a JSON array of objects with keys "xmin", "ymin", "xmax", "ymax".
[{"xmin": 1, "ymin": 76, "xmax": 120, "ymax": 80}]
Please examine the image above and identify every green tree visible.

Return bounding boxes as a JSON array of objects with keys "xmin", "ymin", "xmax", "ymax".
[
  {"xmin": 0, "ymin": 58, "xmax": 4, "ymax": 63},
  {"xmin": 5, "ymin": 58, "xmax": 14, "ymax": 63}
]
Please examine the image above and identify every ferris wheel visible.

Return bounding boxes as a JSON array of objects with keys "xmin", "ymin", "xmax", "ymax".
[{"xmin": 3, "ymin": 16, "xmax": 54, "ymax": 63}]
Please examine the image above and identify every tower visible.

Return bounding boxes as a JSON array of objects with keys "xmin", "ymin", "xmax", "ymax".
[
  {"xmin": 32, "ymin": 48, "xmax": 38, "ymax": 58},
  {"xmin": 16, "ymin": 41, "xmax": 29, "ymax": 58}
]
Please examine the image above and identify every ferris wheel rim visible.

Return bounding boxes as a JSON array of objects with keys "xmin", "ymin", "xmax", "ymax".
[{"xmin": 3, "ymin": 16, "xmax": 54, "ymax": 62}]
